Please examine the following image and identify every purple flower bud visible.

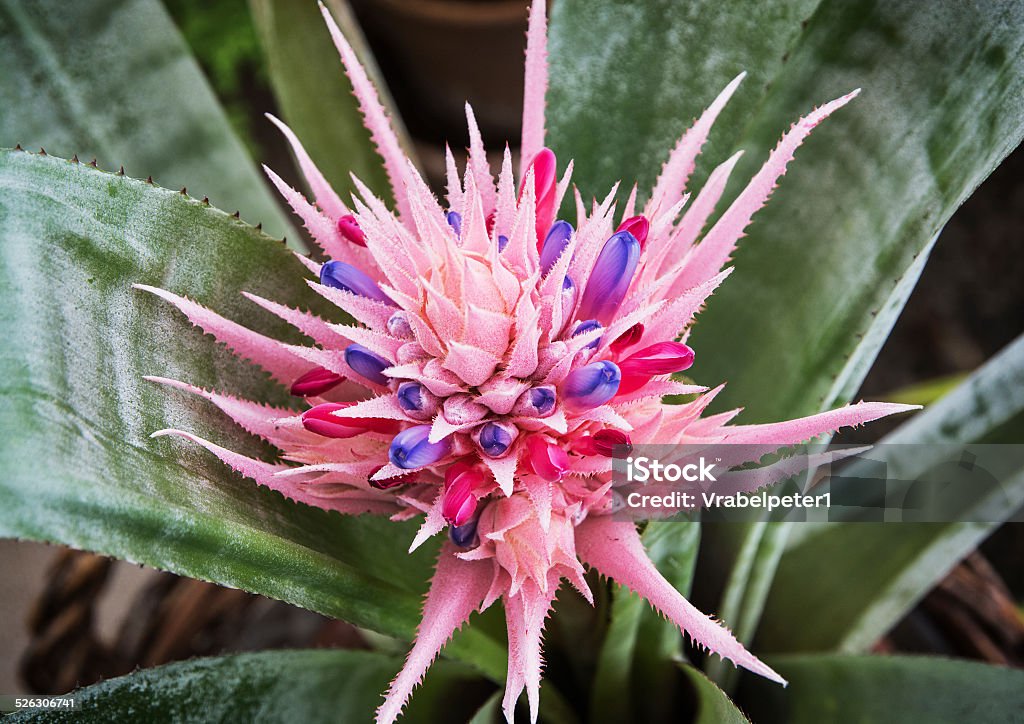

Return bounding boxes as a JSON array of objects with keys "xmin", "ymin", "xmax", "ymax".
[
  {"xmin": 540, "ymin": 220, "xmax": 573, "ymax": 274},
  {"xmin": 449, "ymin": 517, "xmax": 479, "ymax": 548},
  {"xmin": 320, "ymin": 261, "xmax": 393, "ymax": 305},
  {"xmin": 386, "ymin": 311, "xmax": 414, "ymax": 339},
  {"xmin": 396, "ymin": 381, "xmax": 422, "ymax": 411},
  {"xmin": 344, "ymin": 344, "xmax": 391, "ymax": 386},
  {"xmin": 497, "ymin": 234, "xmax": 509, "ymax": 251},
  {"xmin": 562, "ymin": 361, "xmax": 621, "ymax": 410},
  {"xmin": 513, "ymin": 385, "xmax": 557, "ymax": 417},
  {"xmin": 571, "ymin": 319, "xmax": 603, "ymax": 350},
  {"xmin": 577, "ymin": 231, "xmax": 641, "ymax": 323},
  {"xmin": 530, "ymin": 387, "xmax": 556, "ymax": 415},
  {"xmin": 476, "ymin": 421, "xmax": 517, "ymax": 458},
  {"xmin": 396, "ymin": 381, "xmax": 439, "ymax": 420},
  {"xmin": 446, "ymin": 211, "xmax": 462, "ymax": 238},
  {"xmin": 388, "ymin": 425, "xmax": 451, "ymax": 469}
]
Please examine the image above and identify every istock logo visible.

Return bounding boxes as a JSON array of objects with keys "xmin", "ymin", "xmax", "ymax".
[{"xmin": 625, "ymin": 456, "xmax": 718, "ymax": 483}]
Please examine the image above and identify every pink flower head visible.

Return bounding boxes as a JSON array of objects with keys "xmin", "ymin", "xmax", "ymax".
[{"xmin": 138, "ymin": 3, "xmax": 918, "ymax": 722}]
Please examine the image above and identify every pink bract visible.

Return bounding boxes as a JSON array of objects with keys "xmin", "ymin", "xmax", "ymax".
[{"xmin": 138, "ymin": 3, "xmax": 917, "ymax": 722}]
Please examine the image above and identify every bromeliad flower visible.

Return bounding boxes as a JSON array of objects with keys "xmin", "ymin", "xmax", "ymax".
[{"xmin": 137, "ymin": 3, "xmax": 917, "ymax": 722}]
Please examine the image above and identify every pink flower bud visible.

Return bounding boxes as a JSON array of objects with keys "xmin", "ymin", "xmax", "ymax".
[
  {"xmin": 337, "ymin": 214, "xmax": 366, "ymax": 246},
  {"xmin": 591, "ymin": 429, "xmax": 633, "ymax": 458},
  {"xmin": 521, "ymin": 148, "xmax": 558, "ymax": 244},
  {"xmin": 290, "ymin": 366, "xmax": 345, "ymax": 397},
  {"xmin": 442, "ymin": 462, "xmax": 484, "ymax": 526},
  {"xmin": 526, "ymin": 436, "xmax": 570, "ymax": 482},
  {"xmin": 610, "ymin": 324, "xmax": 644, "ymax": 354},
  {"xmin": 301, "ymin": 402, "xmax": 399, "ymax": 439},
  {"xmin": 616, "ymin": 215, "xmax": 650, "ymax": 248},
  {"xmin": 617, "ymin": 341, "xmax": 695, "ymax": 394}
]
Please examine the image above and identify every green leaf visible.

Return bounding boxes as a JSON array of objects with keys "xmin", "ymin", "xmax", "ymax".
[
  {"xmin": 0, "ymin": 0, "xmax": 297, "ymax": 241},
  {"xmin": 701, "ymin": 518, "xmax": 790, "ymax": 692},
  {"xmin": 250, "ymin": 0, "xmax": 411, "ymax": 202},
  {"xmin": 757, "ymin": 332, "xmax": 1024, "ymax": 653},
  {"xmin": 8, "ymin": 649, "xmax": 491, "ymax": 723},
  {"xmin": 881, "ymin": 372, "xmax": 970, "ymax": 407},
  {"xmin": 0, "ymin": 149, "xmax": 504, "ymax": 679},
  {"xmin": 741, "ymin": 654, "xmax": 1024, "ymax": 724},
  {"xmin": 680, "ymin": 665, "xmax": 751, "ymax": 724},
  {"xmin": 468, "ymin": 693, "xmax": 503, "ymax": 724},
  {"xmin": 548, "ymin": 0, "xmax": 1024, "ymax": 422},
  {"xmin": 590, "ymin": 522, "xmax": 700, "ymax": 724}
]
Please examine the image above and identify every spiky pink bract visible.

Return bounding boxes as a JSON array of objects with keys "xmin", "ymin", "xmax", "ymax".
[{"xmin": 140, "ymin": 4, "xmax": 918, "ymax": 722}]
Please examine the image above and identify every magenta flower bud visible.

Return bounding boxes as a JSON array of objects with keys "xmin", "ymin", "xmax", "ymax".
[
  {"xmin": 562, "ymin": 360, "xmax": 621, "ymax": 410},
  {"xmin": 591, "ymin": 429, "xmax": 633, "ymax": 458},
  {"xmin": 513, "ymin": 386, "xmax": 556, "ymax": 418},
  {"xmin": 442, "ymin": 462, "xmax": 483, "ymax": 525},
  {"xmin": 290, "ymin": 366, "xmax": 345, "ymax": 397},
  {"xmin": 618, "ymin": 341, "xmax": 695, "ymax": 394},
  {"xmin": 475, "ymin": 421, "xmax": 517, "ymax": 458},
  {"xmin": 337, "ymin": 214, "xmax": 367, "ymax": 247},
  {"xmin": 616, "ymin": 215, "xmax": 650, "ymax": 248},
  {"xmin": 396, "ymin": 381, "xmax": 439, "ymax": 420},
  {"xmin": 526, "ymin": 436, "xmax": 570, "ymax": 482},
  {"xmin": 571, "ymin": 319, "xmax": 603, "ymax": 350},
  {"xmin": 449, "ymin": 518, "xmax": 479, "ymax": 548},
  {"xmin": 446, "ymin": 211, "xmax": 462, "ymax": 238},
  {"xmin": 344, "ymin": 344, "xmax": 391, "ymax": 386},
  {"xmin": 368, "ymin": 465, "xmax": 417, "ymax": 490},
  {"xmin": 540, "ymin": 220, "xmax": 573, "ymax": 274},
  {"xmin": 320, "ymin": 261, "xmax": 393, "ymax": 305},
  {"xmin": 301, "ymin": 402, "xmax": 399, "ymax": 439},
  {"xmin": 577, "ymin": 231, "xmax": 641, "ymax": 323},
  {"xmin": 386, "ymin": 311, "xmax": 414, "ymax": 339},
  {"xmin": 388, "ymin": 425, "xmax": 451, "ymax": 469},
  {"xmin": 521, "ymin": 148, "xmax": 558, "ymax": 245},
  {"xmin": 610, "ymin": 323, "xmax": 644, "ymax": 354}
]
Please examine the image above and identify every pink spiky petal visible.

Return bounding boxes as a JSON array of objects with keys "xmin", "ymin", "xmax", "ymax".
[
  {"xmin": 134, "ymin": 284, "xmax": 311, "ymax": 384},
  {"xmin": 575, "ymin": 514, "xmax": 786, "ymax": 685},
  {"xmin": 676, "ymin": 90, "xmax": 860, "ymax": 292},
  {"xmin": 264, "ymin": 114, "xmax": 348, "ymax": 221},
  {"xmin": 319, "ymin": 3, "xmax": 414, "ymax": 221},
  {"xmin": 520, "ymin": 1, "xmax": 549, "ymax": 177},
  {"xmin": 646, "ymin": 72, "xmax": 746, "ymax": 219},
  {"xmin": 377, "ymin": 545, "xmax": 495, "ymax": 724},
  {"xmin": 152, "ymin": 429, "xmax": 397, "ymax": 515},
  {"xmin": 502, "ymin": 576, "xmax": 559, "ymax": 724}
]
